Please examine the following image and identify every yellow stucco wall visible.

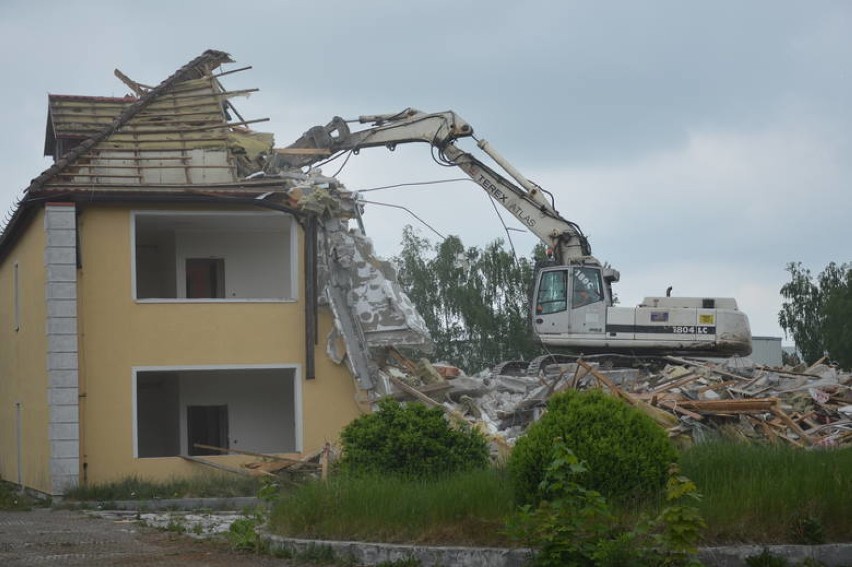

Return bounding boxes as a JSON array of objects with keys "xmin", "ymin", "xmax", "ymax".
[
  {"xmin": 0, "ymin": 209, "xmax": 52, "ymax": 493},
  {"xmin": 76, "ymin": 204, "xmax": 363, "ymax": 484}
]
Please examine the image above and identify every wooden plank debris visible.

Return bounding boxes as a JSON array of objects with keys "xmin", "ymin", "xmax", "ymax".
[
  {"xmin": 377, "ymin": 346, "xmax": 852, "ymax": 450},
  {"xmin": 190, "ymin": 443, "xmax": 323, "ymax": 476},
  {"xmin": 180, "ymin": 455, "xmax": 269, "ymax": 477}
]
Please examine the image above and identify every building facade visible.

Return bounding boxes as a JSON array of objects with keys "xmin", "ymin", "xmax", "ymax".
[{"xmin": 0, "ymin": 50, "xmax": 426, "ymax": 495}]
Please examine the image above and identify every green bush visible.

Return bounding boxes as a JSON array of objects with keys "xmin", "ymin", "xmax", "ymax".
[
  {"xmin": 509, "ymin": 389, "xmax": 676, "ymax": 505},
  {"xmin": 339, "ymin": 399, "xmax": 489, "ymax": 478},
  {"xmin": 507, "ymin": 440, "xmax": 704, "ymax": 567}
]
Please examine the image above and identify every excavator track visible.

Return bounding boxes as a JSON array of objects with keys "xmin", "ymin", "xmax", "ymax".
[
  {"xmin": 491, "ymin": 360, "xmax": 533, "ymax": 377},
  {"xmin": 524, "ymin": 353, "xmax": 582, "ymax": 376},
  {"xmin": 521, "ymin": 353, "xmax": 672, "ymax": 377}
]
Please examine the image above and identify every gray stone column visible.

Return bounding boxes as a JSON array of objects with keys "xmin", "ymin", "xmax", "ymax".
[{"xmin": 44, "ymin": 203, "xmax": 79, "ymax": 495}]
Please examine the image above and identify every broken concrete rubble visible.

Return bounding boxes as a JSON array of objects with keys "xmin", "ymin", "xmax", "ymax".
[
  {"xmin": 381, "ymin": 352, "xmax": 852, "ymax": 450},
  {"xmin": 234, "ymin": 164, "xmax": 432, "ymax": 400}
]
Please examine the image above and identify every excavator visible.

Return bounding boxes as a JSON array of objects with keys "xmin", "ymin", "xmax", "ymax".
[{"xmin": 275, "ymin": 108, "xmax": 752, "ymax": 357}]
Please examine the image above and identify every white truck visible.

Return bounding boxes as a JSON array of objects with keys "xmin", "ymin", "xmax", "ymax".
[{"xmin": 276, "ymin": 108, "xmax": 752, "ymax": 356}]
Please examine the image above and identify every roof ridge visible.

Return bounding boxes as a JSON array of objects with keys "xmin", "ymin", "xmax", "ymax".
[
  {"xmin": 48, "ymin": 94, "xmax": 138, "ymax": 103},
  {"xmin": 27, "ymin": 49, "xmax": 233, "ymax": 193}
]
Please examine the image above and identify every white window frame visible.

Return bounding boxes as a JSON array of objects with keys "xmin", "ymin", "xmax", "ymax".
[
  {"xmin": 130, "ymin": 210, "xmax": 299, "ymax": 303},
  {"xmin": 131, "ymin": 363, "xmax": 303, "ymax": 459}
]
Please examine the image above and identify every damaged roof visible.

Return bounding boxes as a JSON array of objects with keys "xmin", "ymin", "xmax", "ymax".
[
  {"xmin": 0, "ymin": 50, "xmax": 288, "ymax": 256},
  {"xmin": 1, "ymin": 49, "xmax": 434, "ymax": 396},
  {"xmin": 36, "ymin": 49, "xmax": 274, "ymax": 189}
]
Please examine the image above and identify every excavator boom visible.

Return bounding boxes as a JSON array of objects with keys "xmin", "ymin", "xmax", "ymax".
[
  {"xmin": 275, "ymin": 108, "xmax": 592, "ymax": 263},
  {"xmin": 275, "ymin": 108, "xmax": 752, "ymax": 357}
]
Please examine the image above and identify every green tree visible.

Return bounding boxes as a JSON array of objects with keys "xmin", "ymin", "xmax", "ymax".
[
  {"xmin": 395, "ymin": 226, "xmax": 543, "ymax": 372},
  {"xmin": 823, "ymin": 270, "xmax": 852, "ymax": 370},
  {"xmin": 778, "ymin": 261, "xmax": 850, "ymax": 365}
]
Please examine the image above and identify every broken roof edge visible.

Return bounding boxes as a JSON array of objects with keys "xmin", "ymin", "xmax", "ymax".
[
  {"xmin": 0, "ymin": 183, "xmax": 309, "ymax": 268},
  {"xmin": 0, "ymin": 50, "xmax": 235, "ymax": 257},
  {"xmin": 27, "ymin": 49, "xmax": 233, "ymax": 196}
]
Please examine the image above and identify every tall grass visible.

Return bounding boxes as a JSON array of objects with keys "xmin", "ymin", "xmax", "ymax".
[
  {"xmin": 269, "ymin": 468, "xmax": 515, "ymax": 546},
  {"xmin": 680, "ymin": 443, "xmax": 852, "ymax": 543},
  {"xmin": 269, "ymin": 444, "xmax": 852, "ymax": 547},
  {"xmin": 63, "ymin": 473, "xmax": 262, "ymax": 501}
]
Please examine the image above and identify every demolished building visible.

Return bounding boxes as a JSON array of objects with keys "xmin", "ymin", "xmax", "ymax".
[
  {"xmin": 0, "ymin": 50, "xmax": 431, "ymax": 495},
  {"xmin": 3, "ymin": 50, "xmax": 848, "ymax": 497}
]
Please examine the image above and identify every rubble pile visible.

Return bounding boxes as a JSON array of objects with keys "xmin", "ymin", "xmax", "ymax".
[{"xmin": 383, "ymin": 353, "xmax": 852, "ymax": 449}]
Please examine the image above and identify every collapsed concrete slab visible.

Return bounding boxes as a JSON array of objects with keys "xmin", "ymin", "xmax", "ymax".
[{"xmin": 258, "ymin": 171, "xmax": 433, "ymax": 399}]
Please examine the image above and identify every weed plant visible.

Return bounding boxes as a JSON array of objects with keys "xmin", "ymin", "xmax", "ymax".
[
  {"xmin": 63, "ymin": 473, "xmax": 262, "ymax": 502},
  {"xmin": 680, "ymin": 442, "xmax": 852, "ymax": 543},
  {"xmin": 269, "ymin": 468, "xmax": 514, "ymax": 546},
  {"xmin": 0, "ymin": 481, "xmax": 39, "ymax": 510}
]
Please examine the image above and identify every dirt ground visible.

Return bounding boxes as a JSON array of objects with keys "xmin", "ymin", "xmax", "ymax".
[{"xmin": 0, "ymin": 508, "xmax": 312, "ymax": 566}]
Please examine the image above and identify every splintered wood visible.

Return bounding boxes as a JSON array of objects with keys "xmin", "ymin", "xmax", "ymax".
[
  {"xmin": 380, "ymin": 347, "xmax": 852, "ymax": 449},
  {"xmin": 187, "ymin": 443, "xmax": 324, "ymax": 478}
]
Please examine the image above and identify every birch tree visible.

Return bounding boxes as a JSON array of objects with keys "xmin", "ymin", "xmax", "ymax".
[{"xmin": 395, "ymin": 226, "xmax": 543, "ymax": 372}]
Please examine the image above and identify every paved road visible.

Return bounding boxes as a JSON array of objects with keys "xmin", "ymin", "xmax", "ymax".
[{"xmin": 0, "ymin": 508, "xmax": 301, "ymax": 566}]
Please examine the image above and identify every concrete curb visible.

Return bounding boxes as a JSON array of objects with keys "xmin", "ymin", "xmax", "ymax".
[
  {"xmin": 698, "ymin": 544, "xmax": 852, "ymax": 566},
  {"xmin": 264, "ymin": 534, "xmax": 531, "ymax": 567},
  {"xmin": 264, "ymin": 534, "xmax": 852, "ymax": 567}
]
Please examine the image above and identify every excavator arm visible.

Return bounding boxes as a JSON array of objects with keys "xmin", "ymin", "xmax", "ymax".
[
  {"xmin": 274, "ymin": 108, "xmax": 592, "ymax": 263},
  {"xmin": 275, "ymin": 107, "xmax": 751, "ymax": 358}
]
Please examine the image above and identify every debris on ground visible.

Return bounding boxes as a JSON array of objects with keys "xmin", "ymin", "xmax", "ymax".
[
  {"xmin": 379, "ymin": 351, "xmax": 852, "ymax": 450},
  {"xmin": 180, "ymin": 350, "xmax": 851, "ymax": 479},
  {"xmin": 181, "ymin": 443, "xmax": 329, "ymax": 479}
]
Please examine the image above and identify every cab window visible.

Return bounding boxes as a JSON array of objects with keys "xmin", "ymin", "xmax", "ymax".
[
  {"xmin": 536, "ymin": 270, "xmax": 568, "ymax": 314},
  {"xmin": 572, "ymin": 267, "xmax": 603, "ymax": 308}
]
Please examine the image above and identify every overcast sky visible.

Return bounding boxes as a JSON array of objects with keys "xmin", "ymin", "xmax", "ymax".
[{"xmin": 2, "ymin": 1, "xmax": 850, "ymax": 341}]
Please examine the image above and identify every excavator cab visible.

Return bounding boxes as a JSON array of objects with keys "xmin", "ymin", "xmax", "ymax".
[
  {"xmin": 533, "ymin": 264, "xmax": 609, "ymax": 341},
  {"xmin": 531, "ymin": 263, "xmax": 753, "ymax": 356}
]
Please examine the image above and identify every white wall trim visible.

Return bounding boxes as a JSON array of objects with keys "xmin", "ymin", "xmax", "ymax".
[{"xmin": 134, "ymin": 298, "xmax": 295, "ymax": 304}]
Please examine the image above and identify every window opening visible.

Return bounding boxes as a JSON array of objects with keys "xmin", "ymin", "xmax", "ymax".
[
  {"xmin": 572, "ymin": 267, "xmax": 604, "ymax": 308},
  {"xmin": 536, "ymin": 270, "xmax": 568, "ymax": 314},
  {"xmin": 133, "ymin": 212, "xmax": 295, "ymax": 301},
  {"xmin": 135, "ymin": 368, "xmax": 298, "ymax": 458}
]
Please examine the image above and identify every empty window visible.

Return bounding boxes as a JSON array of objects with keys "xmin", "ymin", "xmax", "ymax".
[
  {"xmin": 136, "ymin": 367, "xmax": 299, "ymax": 458},
  {"xmin": 134, "ymin": 212, "xmax": 296, "ymax": 301}
]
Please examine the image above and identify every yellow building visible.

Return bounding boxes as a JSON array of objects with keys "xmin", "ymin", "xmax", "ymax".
[{"xmin": 0, "ymin": 50, "xmax": 429, "ymax": 496}]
